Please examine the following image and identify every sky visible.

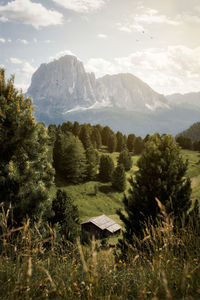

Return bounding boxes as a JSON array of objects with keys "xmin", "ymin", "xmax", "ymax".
[{"xmin": 0, "ymin": 0, "xmax": 200, "ymax": 95}]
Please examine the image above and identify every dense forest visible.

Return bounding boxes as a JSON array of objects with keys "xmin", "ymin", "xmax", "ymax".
[{"xmin": 1, "ymin": 69, "xmax": 200, "ymax": 299}]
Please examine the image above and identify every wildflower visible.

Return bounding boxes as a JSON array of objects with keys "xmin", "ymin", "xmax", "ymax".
[
  {"xmin": 119, "ymin": 259, "xmax": 122, "ymax": 264},
  {"xmin": 193, "ymin": 258, "xmax": 198, "ymax": 262},
  {"xmin": 58, "ymin": 289, "xmax": 63, "ymax": 296},
  {"xmin": 26, "ymin": 161, "xmax": 30, "ymax": 170},
  {"xmin": 86, "ymin": 286, "xmax": 90, "ymax": 291},
  {"xmin": 186, "ymin": 274, "xmax": 192, "ymax": 279},
  {"xmin": 17, "ymin": 103, "xmax": 20, "ymax": 113},
  {"xmin": 123, "ymin": 263, "xmax": 127, "ymax": 267},
  {"xmin": 173, "ymin": 257, "xmax": 178, "ymax": 261},
  {"xmin": 89, "ymin": 277, "xmax": 94, "ymax": 284},
  {"xmin": 81, "ymin": 281, "xmax": 85, "ymax": 286},
  {"xmin": 158, "ymin": 254, "xmax": 163, "ymax": 259},
  {"xmin": 9, "ymin": 161, "xmax": 14, "ymax": 172},
  {"xmin": 73, "ymin": 282, "xmax": 77, "ymax": 287}
]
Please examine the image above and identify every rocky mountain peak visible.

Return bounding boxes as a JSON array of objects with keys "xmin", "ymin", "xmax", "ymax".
[
  {"xmin": 27, "ymin": 54, "xmax": 169, "ymax": 114},
  {"xmin": 27, "ymin": 55, "xmax": 97, "ymax": 111}
]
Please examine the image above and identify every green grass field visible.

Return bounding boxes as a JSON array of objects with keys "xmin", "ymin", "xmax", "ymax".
[{"xmin": 51, "ymin": 149, "xmax": 200, "ymax": 228}]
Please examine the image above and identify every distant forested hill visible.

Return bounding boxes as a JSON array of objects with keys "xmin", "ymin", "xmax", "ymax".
[{"xmin": 177, "ymin": 122, "xmax": 200, "ymax": 141}]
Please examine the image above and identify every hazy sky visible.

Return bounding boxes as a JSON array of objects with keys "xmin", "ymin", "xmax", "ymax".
[{"xmin": 0, "ymin": 0, "xmax": 200, "ymax": 95}]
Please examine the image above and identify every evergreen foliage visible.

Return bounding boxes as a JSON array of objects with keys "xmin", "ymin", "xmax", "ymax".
[
  {"xmin": 79, "ymin": 124, "xmax": 92, "ymax": 149},
  {"xmin": 72, "ymin": 121, "xmax": 80, "ymax": 136},
  {"xmin": 91, "ymin": 127, "xmax": 102, "ymax": 149},
  {"xmin": 0, "ymin": 69, "xmax": 54, "ymax": 223},
  {"xmin": 127, "ymin": 134, "xmax": 136, "ymax": 152},
  {"xmin": 101, "ymin": 126, "xmax": 113, "ymax": 146},
  {"xmin": 134, "ymin": 136, "xmax": 144, "ymax": 155},
  {"xmin": 177, "ymin": 122, "xmax": 200, "ymax": 142},
  {"xmin": 50, "ymin": 189, "xmax": 79, "ymax": 242},
  {"xmin": 118, "ymin": 149, "xmax": 132, "ymax": 171},
  {"xmin": 108, "ymin": 133, "xmax": 117, "ymax": 153},
  {"xmin": 176, "ymin": 136, "xmax": 192, "ymax": 150},
  {"xmin": 193, "ymin": 140, "xmax": 200, "ymax": 151},
  {"xmin": 47, "ymin": 124, "xmax": 57, "ymax": 146},
  {"xmin": 116, "ymin": 131, "xmax": 126, "ymax": 152},
  {"xmin": 99, "ymin": 155, "xmax": 114, "ymax": 182},
  {"xmin": 85, "ymin": 147, "xmax": 99, "ymax": 180},
  {"xmin": 112, "ymin": 164, "xmax": 126, "ymax": 192},
  {"xmin": 118, "ymin": 133, "xmax": 192, "ymax": 243},
  {"xmin": 53, "ymin": 129, "xmax": 87, "ymax": 183}
]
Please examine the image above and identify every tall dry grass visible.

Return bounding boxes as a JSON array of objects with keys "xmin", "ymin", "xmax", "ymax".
[{"xmin": 0, "ymin": 202, "xmax": 200, "ymax": 300}]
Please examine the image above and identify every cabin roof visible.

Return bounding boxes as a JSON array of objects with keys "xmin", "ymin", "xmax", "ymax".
[{"xmin": 81, "ymin": 215, "xmax": 121, "ymax": 233}]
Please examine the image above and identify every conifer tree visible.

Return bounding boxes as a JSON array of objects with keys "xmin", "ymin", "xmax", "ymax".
[
  {"xmin": 112, "ymin": 164, "xmax": 126, "ymax": 192},
  {"xmin": 79, "ymin": 124, "xmax": 92, "ymax": 149},
  {"xmin": 116, "ymin": 131, "xmax": 126, "ymax": 152},
  {"xmin": 86, "ymin": 147, "xmax": 99, "ymax": 180},
  {"xmin": 134, "ymin": 136, "xmax": 145, "ymax": 155},
  {"xmin": 118, "ymin": 133, "xmax": 192, "ymax": 243},
  {"xmin": 53, "ymin": 130, "xmax": 86, "ymax": 183},
  {"xmin": 99, "ymin": 155, "xmax": 114, "ymax": 182},
  {"xmin": 0, "ymin": 69, "xmax": 54, "ymax": 223},
  {"xmin": 91, "ymin": 127, "xmax": 102, "ymax": 149},
  {"xmin": 127, "ymin": 134, "xmax": 136, "ymax": 152},
  {"xmin": 108, "ymin": 133, "xmax": 117, "ymax": 153},
  {"xmin": 118, "ymin": 149, "xmax": 132, "ymax": 171},
  {"xmin": 101, "ymin": 126, "xmax": 113, "ymax": 146},
  {"xmin": 50, "ymin": 189, "xmax": 79, "ymax": 242},
  {"xmin": 72, "ymin": 121, "xmax": 80, "ymax": 136}
]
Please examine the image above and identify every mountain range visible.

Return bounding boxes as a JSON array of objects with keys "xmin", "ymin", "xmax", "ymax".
[{"xmin": 27, "ymin": 55, "xmax": 200, "ymax": 136}]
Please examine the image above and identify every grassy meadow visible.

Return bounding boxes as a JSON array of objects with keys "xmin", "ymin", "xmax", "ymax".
[{"xmin": 53, "ymin": 148, "xmax": 200, "ymax": 224}]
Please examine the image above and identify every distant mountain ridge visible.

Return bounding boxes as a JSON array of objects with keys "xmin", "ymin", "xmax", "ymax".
[
  {"xmin": 26, "ymin": 55, "xmax": 200, "ymax": 136},
  {"xmin": 166, "ymin": 92, "xmax": 200, "ymax": 109},
  {"xmin": 177, "ymin": 122, "xmax": 200, "ymax": 142}
]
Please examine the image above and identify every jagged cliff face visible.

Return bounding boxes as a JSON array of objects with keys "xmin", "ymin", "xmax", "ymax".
[
  {"xmin": 96, "ymin": 73, "xmax": 167, "ymax": 111},
  {"xmin": 27, "ymin": 55, "xmax": 97, "ymax": 111},
  {"xmin": 27, "ymin": 55, "xmax": 168, "ymax": 113}
]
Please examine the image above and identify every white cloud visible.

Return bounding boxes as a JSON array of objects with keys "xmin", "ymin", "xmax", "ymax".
[
  {"xmin": 8, "ymin": 38, "xmax": 12, "ymax": 42},
  {"xmin": 44, "ymin": 40, "xmax": 52, "ymax": 43},
  {"xmin": 10, "ymin": 57, "xmax": 23, "ymax": 64},
  {"xmin": 0, "ymin": 64, "xmax": 4, "ymax": 68},
  {"xmin": 17, "ymin": 61, "xmax": 36, "ymax": 92},
  {"xmin": 0, "ymin": 38, "xmax": 5, "ymax": 43},
  {"xmin": 0, "ymin": 0, "xmax": 63, "ymax": 29},
  {"xmin": 85, "ymin": 58, "xmax": 119, "ymax": 76},
  {"xmin": 176, "ymin": 13, "xmax": 200, "ymax": 24},
  {"xmin": 49, "ymin": 50, "xmax": 76, "ymax": 62},
  {"xmin": 114, "ymin": 46, "xmax": 200, "ymax": 94},
  {"xmin": 18, "ymin": 39, "xmax": 28, "ymax": 44},
  {"xmin": 85, "ymin": 46, "xmax": 200, "ymax": 94},
  {"xmin": 117, "ymin": 5, "xmax": 200, "ymax": 34},
  {"xmin": 21, "ymin": 61, "xmax": 36, "ymax": 75},
  {"xmin": 97, "ymin": 33, "xmax": 107, "ymax": 39},
  {"xmin": 134, "ymin": 8, "xmax": 180, "ymax": 26},
  {"xmin": 117, "ymin": 6, "xmax": 180, "ymax": 34},
  {"xmin": 53, "ymin": 0, "xmax": 107, "ymax": 13}
]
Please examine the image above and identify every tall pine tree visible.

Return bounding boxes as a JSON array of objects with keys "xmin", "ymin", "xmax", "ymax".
[
  {"xmin": 118, "ymin": 133, "xmax": 192, "ymax": 243},
  {"xmin": 112, "ymin": 164, "xmax": 126, "ymax": 192},
  {"xmin": 0, "ymin": 69, "xmax": 54, "ymax": 224},
  {"xmin": 99, "ymin": 155, "xmax": 114, "ymax": 182}
]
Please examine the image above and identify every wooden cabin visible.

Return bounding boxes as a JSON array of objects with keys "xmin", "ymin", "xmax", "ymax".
[{"xmin": 81, "ymin": 215, "xmax": 121, "ymax": 239}]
